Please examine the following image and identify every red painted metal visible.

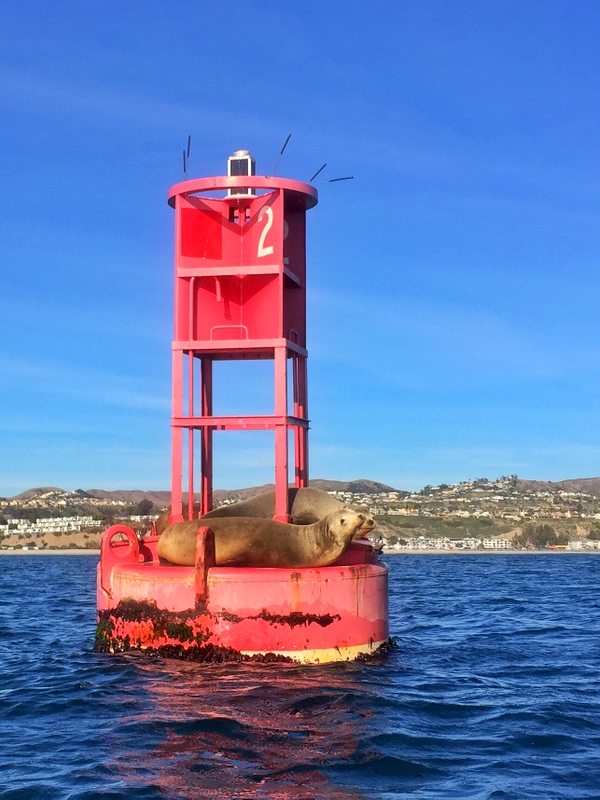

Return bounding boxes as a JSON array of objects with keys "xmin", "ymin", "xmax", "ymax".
[
  {"xmin": 168, "ymin": 172, "xmax": 315, "ymax": 522},
  {"xmin": 194, "ymin": 526, "xmax": 214, "ymax": 601},
  {"xmin": 95, "ymin": 155, "xmax": 390, "ymax": 664},
  {"xmin": 96, "ymin": 526, "xmax": 388, "ymax": 662}
]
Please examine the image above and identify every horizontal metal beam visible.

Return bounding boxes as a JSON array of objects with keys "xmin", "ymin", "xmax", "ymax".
[{"xmin": 172, "ymin": 415, "xmax": 309, "ymax": 431}]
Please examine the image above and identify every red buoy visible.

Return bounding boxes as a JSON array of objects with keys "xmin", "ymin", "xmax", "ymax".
[{"xmin": 95, "ymin": 152, "xmax": 390, "ymax": 663}]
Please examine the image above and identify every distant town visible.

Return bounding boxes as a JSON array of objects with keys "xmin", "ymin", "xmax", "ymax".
[{"xmin": 2, "ymin": 476, "xmax": 600, "ymax": 552}]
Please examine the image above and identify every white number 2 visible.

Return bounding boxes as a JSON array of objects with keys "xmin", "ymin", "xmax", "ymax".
[{"xmin": 257, "ymin": 206, "xmax": 274, "ymax": 258}]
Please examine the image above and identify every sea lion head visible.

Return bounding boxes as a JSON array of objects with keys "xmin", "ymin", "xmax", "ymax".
[
  {"xmin": 313, "ymin": 509, "xmax": 378, "ymax": 566},
  {"xmin": 325, "ymin": 509, "xmax": 369, "ymax": 545},
  {"xmin": 350, "ymin": 507, "xmax": 375, "ymax": 539}
]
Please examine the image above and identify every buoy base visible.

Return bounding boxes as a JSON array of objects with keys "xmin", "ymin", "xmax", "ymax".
[{"xmin": 96, "ymin": 526, "xmax": 389, "ymax": 665}]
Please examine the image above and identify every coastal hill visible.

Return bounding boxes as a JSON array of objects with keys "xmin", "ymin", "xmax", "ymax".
[
  {"xmin": 3, "ymin": 476, "xmax": 600, "ymax": 551},
  {"xmin": 0, "ymin": 479, "xmax": 398, "ymax": 550},
  {"xmin": 7, "ymin": 476, "xmax": 600, "ymax": 508},
  {"xmin": 519, "ymin": 477, "xmax": 600, "ymax": 497},
  {"xmin": 3, "ymin": 478, "xmax": 399, "ymax": 508}
]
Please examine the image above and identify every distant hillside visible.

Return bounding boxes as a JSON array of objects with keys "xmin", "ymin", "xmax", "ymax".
[
  {"xmin": 11, "ymin": 486, "xmax": 64, "ymax": 500},
  {"xmin": 84, "ymin": 478, "xmax": 408, "ymax": 508},
  {"xmin": 555, "ymin": 478, "xmax": 600, "ymax": 497},
  {"xmin": 86, "ymin": 489, "xmax": 172, "ymax": 506},
  {"xmin": 311, "ymin": 478, "xmax": 402, "ymax": 495},
  {"xmin": 3, "ymin": 479, "xmax": 401, "ymax": 508},
  {"xmin": 6, "ymin": 476, "xmax": 600, "ymax": 549},
  {"xmin": 7, "ymin": 476, "xmax": 600, "ymax": 509},
  {"xmin": 210, "ymin": 478, "xmax": 401, "ymax": 504},
  {"xmin": 517, "ymin": 477, "xmax": 600, "ymax": 498}
]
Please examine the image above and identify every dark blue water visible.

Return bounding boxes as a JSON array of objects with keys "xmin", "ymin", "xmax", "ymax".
[{"xmin": 2, "ymin": 554, "xmax": 600, "ymax": 800}]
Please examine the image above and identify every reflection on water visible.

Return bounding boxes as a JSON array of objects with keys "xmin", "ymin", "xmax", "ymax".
[{"xmin": 106, "ymin": 658, "xmax": 383, "ymax": 799}]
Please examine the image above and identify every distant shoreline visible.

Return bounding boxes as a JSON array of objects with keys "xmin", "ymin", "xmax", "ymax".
[
  {"xmin": 383, "ymin": 548, "xmax": 600, "ymax": 555},
  {"xmin": 0, "ymin": 547, "xmax": 597, "ymax": 558},
  {"xmin": 0, "ymin": 549, "xmax": 100, "ymax": 556}
]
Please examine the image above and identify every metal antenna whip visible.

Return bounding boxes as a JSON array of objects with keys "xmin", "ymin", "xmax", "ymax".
[{"xmin": 273, "ymin": 134, "xmax": 292, "ymax": 175}]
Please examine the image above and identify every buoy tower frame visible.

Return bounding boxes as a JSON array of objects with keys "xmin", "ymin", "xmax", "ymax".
[{"xmin": 167, "ymin": 151, "xmax": 317, "ymax": 525}]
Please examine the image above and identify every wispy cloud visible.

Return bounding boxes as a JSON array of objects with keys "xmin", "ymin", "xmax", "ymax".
[
  {"xmin": 309, "ymin": 287, "xmax": 582, "ymax": 388},
  {"xmin": 0, "ymin": 356, "xmax": 169, "ymax": 412},
  {"xmin": 0, "ymin": 65, "xmax": 273, "ymax": 136}
]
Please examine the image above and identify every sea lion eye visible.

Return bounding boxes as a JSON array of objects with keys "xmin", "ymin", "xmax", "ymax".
[{"xmin": 340, "ymin": 517, "xmax": 346, "ymax": 525}]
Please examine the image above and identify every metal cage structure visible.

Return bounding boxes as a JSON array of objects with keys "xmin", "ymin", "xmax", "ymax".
[{"xmin": 166, "ymin": 172, "xmax": 318, "ymax": 523}]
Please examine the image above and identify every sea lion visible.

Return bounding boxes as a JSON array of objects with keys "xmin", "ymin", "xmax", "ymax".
[
  {"xmin": 154, "ymin": 488, "xmax": 374, "ymax": 538},
  {"xmin": 156, "ymin": 508, "xmax": 368, "ymax": 568},
  {"xmin": 201, "ymin": 487, "xmax": 343, "ymax": 524},
  {"xmin": 202, "ymin": 487, "xmax": 374, "ymax": 538}
]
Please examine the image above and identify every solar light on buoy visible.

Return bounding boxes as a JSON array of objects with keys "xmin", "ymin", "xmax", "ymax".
[{"xmin": 227, "ymin": 148, "xmax": 256, "ymax": 196}]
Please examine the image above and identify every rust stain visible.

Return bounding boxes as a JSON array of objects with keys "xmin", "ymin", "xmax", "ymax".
[
  {"xmin": 94, "ymin": 598, "xmax": 390, "ymax": 663},
  {"xmin": 136, "ymin": 643, "xmax": 296, "ymax": 663},
  {"xmin": 255, "ymin": 609, "xmax": 341, "ymax": 628},
  {"xmin": 348, "ymin": 565, "xmax": 371, "ymax": 578},
  {"xmin": 219, "ymin": 610, "xmax": 244, "ymax": 624},
  {"xmin": 96, "ymin": 602, "xmax": 396, "ymax": 663},
  {"xmin": 355, "ymin": 637, "xmax": 398, "ymax": 661}
]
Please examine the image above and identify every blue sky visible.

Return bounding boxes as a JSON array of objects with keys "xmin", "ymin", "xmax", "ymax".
[{"xmin": 1, "ymin": 1, "xmax": 600, "ymax": 496}]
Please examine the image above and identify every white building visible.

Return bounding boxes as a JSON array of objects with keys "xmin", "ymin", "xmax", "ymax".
[{"xmin": 482, "ymin": 538, "xmax": 513, "ymax": 549}]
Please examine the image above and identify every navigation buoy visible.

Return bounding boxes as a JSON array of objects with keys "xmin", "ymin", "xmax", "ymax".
[{"xmin": 95, "ymin": 152, "xmax": 390, "ymax": 663}]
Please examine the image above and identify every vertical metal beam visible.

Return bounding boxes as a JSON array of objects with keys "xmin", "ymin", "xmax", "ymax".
[
  {"xmin": 187, "ymin": 352, "xmax": 195, "ymax": 520},
  {"xmin": 292, "ymin": 354, "xmax": 301, "ymax": 487},
  {"xmin": 298, "ymin": 355, "xmax": 309, "ymax": 487},
  {"xmin": 200, "ymin": 356, "xmax": 213, "ymax": 516},
  {"xmin": 274, "ymin": 345, "xmax": 289, "ymax": 521},
  {"xmin": 194, "ymin": 525, "xmax": 215, "ymax": 603},
  {"xmin": 171, "ymin": 350, "xmax": 184, "ymax": 523}
]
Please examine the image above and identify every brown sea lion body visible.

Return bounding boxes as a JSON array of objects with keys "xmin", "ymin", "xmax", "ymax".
[
  {"xmin": 156, "ymin": 509, "xmax": 367, "ymax": 568},
  {"xmin": 202, "ymin": 487, "xmax": 374, "ymax": 538},
  {"xmin": 201, "ymin": 487, "xmax": 344, "ymax": 524},
  {"xmin": 155, "ymin": 488, "xmax": 374, "ymax": 539}
]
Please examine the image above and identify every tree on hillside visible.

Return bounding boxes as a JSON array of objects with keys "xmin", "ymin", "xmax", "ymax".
[
  {"xmin": 514, "ymin": 522, "xmax": 565, "ymax": 549},
  {"xmin": 11, "ymin": 508, "xmax": 38, "ymax": 522},
  {"xmin": 135, "ymin": 499, "xmax": 154, "ymax": 516}
]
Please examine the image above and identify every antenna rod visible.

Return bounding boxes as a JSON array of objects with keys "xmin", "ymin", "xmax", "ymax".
[
  {"xmin": 310, "ymin": 163, "xmax": 327, "ymax": 182},
  {"xmin": 183, "ymin": 150, "xmax": 187, "ymax": 179},
  {"xmin": 279, "ymin": 133, "xmax": 291, "ymax": 155},
  {"xmin": 329, "ymin": 176, "xmax": 354, "ymax": 182},
  {"xmin": 273, "ymin": 133, "xmax": 292, "ymax": 175},
  {"xmin": 187, "ymin": 135, "xmax": 191, "ymax": 159}
]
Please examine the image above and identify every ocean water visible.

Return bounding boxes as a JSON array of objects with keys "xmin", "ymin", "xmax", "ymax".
[{"xmin": 1, "ymin": 554, "xmax": 600, "ymax": 800}]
